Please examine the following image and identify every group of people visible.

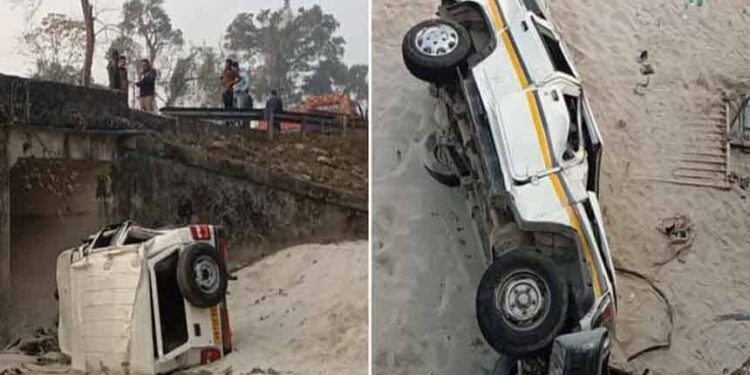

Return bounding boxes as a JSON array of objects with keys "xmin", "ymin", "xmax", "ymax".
[
  {"xmin": 107, "ymin": 51, "xmax": 283, "ymax": 129},
  {"xmin": 107, "ymin": 49, "xmax": 157, "ymax": 112},
  {"xmin": 222, "ymin": 58, "xmax": 284, "ymax": 131},
  {"xmin": 221, "ymin": 58, "xmax": 253, "ymax": 111}
]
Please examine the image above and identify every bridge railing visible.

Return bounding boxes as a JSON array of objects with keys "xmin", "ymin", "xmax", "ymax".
[{"xmin": 159, "ymin": 107, "xmax": 365, "ymax": 140}]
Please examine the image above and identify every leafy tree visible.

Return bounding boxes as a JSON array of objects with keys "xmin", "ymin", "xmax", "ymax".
[
  {"xmin": 304, "ymin": 60, "xmax": 369, "ymax": 101},
  {"xmin": 165, "ymin": 51, "xmax": 196, "ymax": 106},
  {"xmin": 303, "ymin": 59, "xmax": 348, "ymax": 95},
  {"xmin": 192, "ymin": 46, "xmax": 224, "ymax": 106},
  {"xmin": 118, "ymin": 0, "xmax": 185, "ymax": 104},
  {"xmin": 344, "ymin": 64, "xmax": 368, "ymax": 101},
  {"xmin": 120, "ymin": 0, "xmax": 184, "ymax": 65},
  {"xmin": 224, "ymin": 0, "xmax": 345, "ymax": 103},
  {"xmin": 22, "ymin": 12, "xmax": 85, "ymax": 84}
]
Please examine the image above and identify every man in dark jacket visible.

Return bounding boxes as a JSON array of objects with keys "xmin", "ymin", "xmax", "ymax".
[
  {"xmin": 107, "ymin": 49, "xmax": 120, "ymax": 90},
  {"xmin": 117, "ymin": 56, "xmax": 128, "ymax": 96},
  {"xmin": 265, "ymin": 90, "xmax": 283, "ymax": 133},
  {"xmin": 135, "ymin": 59, "xmax": 157, "ymax": 112}
]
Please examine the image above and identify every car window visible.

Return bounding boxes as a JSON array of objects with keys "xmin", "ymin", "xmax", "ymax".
[
  {"xmin": 533, "ymin": 20, "xmax": 574, "ymax": 77},
  {"xmin": 522, "ymin": 0, "xmax": 546, "ymax": 19},
  {"xmin": 91, "ymin": 229, "xmax": 118, "ymax": 249},
  {"xmin": 122, "ymin": 227, "xmax": 159, "ymax": 245},
  {"xmin": 561, "ymin": 94, "xmax": 582, "ymax": 162}
]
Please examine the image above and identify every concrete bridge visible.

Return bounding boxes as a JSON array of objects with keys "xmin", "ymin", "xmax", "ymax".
[{"xmin": 0, "ymin": 74, "xmax": 367, "ymax": 344}]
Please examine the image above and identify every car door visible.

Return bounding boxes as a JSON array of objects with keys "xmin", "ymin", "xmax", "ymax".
[{"xmin": 581, "ymin": 94, "xmax": 602, "ymax": 193}]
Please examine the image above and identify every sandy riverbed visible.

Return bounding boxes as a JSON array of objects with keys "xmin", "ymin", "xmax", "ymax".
[{"xmin": 373, "ymin": 0, "xmax": 750, "ymax": 374}]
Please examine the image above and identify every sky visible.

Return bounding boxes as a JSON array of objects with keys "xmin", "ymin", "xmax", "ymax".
[{"xmin": 0, "ymin": 0, "xmax": 369, "ymax": 84}]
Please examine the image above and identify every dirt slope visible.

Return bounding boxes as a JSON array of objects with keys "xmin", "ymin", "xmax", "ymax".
[{"xmin": 183, "ymin": 241, "xmax": 368, "ymax": 375}]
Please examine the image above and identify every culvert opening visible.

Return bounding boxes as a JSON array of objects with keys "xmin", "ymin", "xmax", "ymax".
[{"xmin": 9, "ymin": 158, "xmax": 113, "ymax": 337}]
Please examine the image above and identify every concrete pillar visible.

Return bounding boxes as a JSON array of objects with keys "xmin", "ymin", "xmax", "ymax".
[{"xmin": 0, "ymin": 127, "xmax": 10, "ymax": 344}]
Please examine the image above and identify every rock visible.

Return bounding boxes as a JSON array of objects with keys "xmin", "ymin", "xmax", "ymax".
[{"xmin": 316, "ymin": 155, "xmax": 334, "ymax": 165}]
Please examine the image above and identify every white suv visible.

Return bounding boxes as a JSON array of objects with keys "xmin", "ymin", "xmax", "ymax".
[
  {"xmin": 56, "ymin": 222, "xmax": 232, "ymax": 374},
  {"xmin": 402, "ymin": 0, "xmax": 616, "ymax": 373}
]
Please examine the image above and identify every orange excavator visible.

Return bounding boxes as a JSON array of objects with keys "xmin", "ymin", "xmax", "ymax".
[{"xmin": 257, "ymin": 92, "xmax": 367, "ymax": 132}]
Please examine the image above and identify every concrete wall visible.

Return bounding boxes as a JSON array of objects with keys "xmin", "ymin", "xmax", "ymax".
[
  {"xmin": 113, "ymin": 151, "xmax": 365, "ymax": 268},
  {"xmin": 0, "ymin": 129, "xmax": 9, "ymax": 343},
  {"xmin": 9, "ymin": 159, "xmax": 109, "ymax": 335}
]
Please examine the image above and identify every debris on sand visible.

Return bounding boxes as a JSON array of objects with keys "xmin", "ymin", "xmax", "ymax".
[
  {"xmin": 729, "ymin": 172, "xmax": 750, "ymax": 190},
  {"xmin": 615, "ymin": 266, "xmax": 674, "ymax": 362},
  {"xmin": 653, "ymin": 214, "xmax": 695, "ymax": 266},
  {"xmin": 634, "ymin": 49, "xmax": 655, "ymax": 95},
  {"xmin": 6, "ymin": 328, "xmax": 59, "ymax": 357},
  {"xmin": 715, "ymin": 313, "xmax": 750, "ymax": 322}
]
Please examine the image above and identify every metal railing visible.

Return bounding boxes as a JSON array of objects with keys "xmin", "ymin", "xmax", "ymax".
[{"xmin": 159, "ymin": 107, "xmax": 363, "ymax": 140}]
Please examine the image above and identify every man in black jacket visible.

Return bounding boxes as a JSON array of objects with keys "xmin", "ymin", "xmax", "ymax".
[
  {"xmin": 135, "ymin": 59, "xmax": 157, "ymax": 112},
  {"xmin": 107, "ymin": 49, "xmax": 120, "ymax": 90},
  {"xmin": 265, "ymin": 90, "xmax": 283, "ymax": 133}
]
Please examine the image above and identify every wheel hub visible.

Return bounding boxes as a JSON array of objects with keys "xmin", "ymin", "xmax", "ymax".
[
  {"xmin": 194, "ymin": 255, "xmax": 220, "ymax": 294},
  {"xmin": 497, "ymin": 271, "xmax": 548, "ymax": 329},
  {"xmin": 414, "ymin": 23, "xmax": 459, "ymax": 57}
]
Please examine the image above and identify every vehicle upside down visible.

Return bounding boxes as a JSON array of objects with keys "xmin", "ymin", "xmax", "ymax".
[{"xmin": 402, "ymin": 0, "xmax": 617, "ymax": 374}]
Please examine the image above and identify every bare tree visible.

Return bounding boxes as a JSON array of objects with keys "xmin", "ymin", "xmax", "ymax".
[
  {"xmin": 11, "ymin": 0, "xmax": 118, "ymax": 86},
  {"xmin": 22, "ymin": 13, "xmax": 86, "ymax": 84},
  {"xmin": 80, "ymin": 0, "xmax": 94, "ymax": 86}
]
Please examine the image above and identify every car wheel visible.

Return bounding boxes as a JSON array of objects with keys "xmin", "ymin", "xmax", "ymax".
[
  {"xmin": 402, "ymin": 18, "xmax": 472, "ymax": 84},
  {"xmin": 422, "ymin": 131, "xmax": 460, "ymax": 187},
  {"xmin": 177, "ymin": 243, "xmax": 228, "ymax": 308},
  {"xmin": 491, "ymin": 354, "xmax": 519, "ymax": 375},
  {"xmin": 476, "ymin": 248, "xmax": 569, "ymax": 358}
]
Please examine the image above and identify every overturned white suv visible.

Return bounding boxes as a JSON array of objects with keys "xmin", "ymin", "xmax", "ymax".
[
  {"xmin": 403, "ymin": 0, "xmax": 617, "ymax": 373},
  {"xmin": 56, "ymin": 222, "xmax": 232, "ymax": 374}
]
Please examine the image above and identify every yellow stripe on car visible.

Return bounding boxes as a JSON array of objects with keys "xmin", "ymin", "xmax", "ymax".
[{"xmin": 486, "ymin": 0, "xmax": 602, "ymax": 296}]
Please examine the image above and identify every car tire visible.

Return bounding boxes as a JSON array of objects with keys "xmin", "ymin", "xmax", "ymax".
[
  {"xmin": 422, "ymin": 131, "xmax": 460, "ymax": 187},
  {"xmin": 476, "ymin": 248, "xmax": 569, "ymax": 358},
  {"xmin": 402, "ymin": 19, "xmax": 472, "ymax": 84},
  {"xmin": 177, "ymin": 243, "xmax": 228, "ymax": 308},
  {"xmin": 491, "ymin": 354, "xmax": 519, "ymax": 375}
]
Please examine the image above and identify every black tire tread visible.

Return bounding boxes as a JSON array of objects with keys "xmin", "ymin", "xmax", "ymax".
[
  {"xmin": 476, "ymin": 247, "xmax": 569, "ymax": 358},
  {"xmin": 177, "ymin": 243, "xmax": 228, "ymax": 308}
]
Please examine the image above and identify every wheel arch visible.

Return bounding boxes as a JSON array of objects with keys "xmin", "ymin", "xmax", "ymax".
[{"xmin": 438, "ymin": 1, "xmax": 498, "ymax": 68}]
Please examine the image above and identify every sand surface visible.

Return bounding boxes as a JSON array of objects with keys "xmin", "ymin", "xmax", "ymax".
[
  {"xmin": 184, "ymin": 241, "xmax": 368, "ymax": 375},
  {"xmin": 373, "ymin": 0, "xmax": 750, "ymax": 374}
]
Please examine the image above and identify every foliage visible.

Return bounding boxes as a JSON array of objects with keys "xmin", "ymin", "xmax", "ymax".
[
  {"xmin": 304, "ymin": 60, "xmax": 369, "ymax": 101},
  {"xmin": 344, "ymin": 64, "xmax": 368, "ymax": 101},
  {"xmin": 224, "ymin": 0, "xmax": 345, "ymax": 103},
  {"xmin": 120, "ymin": 0, "xmax": 184, "ymax": 64},
  {"xmin": 119, "ymin": 0, "xmax": 185, "ymax": 103},
  {"xmin": 22, "ymin": 12, "xmax": 85, "ymax": 84},
  {"xmin": 192, "ymin": 46, "xmax": 224, "ymax": 107}
]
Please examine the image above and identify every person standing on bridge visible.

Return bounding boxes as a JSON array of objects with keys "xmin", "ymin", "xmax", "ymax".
[
  {"xmin": 222, "ymin": 59, "xmax": 240, "ymax": 110},
  {"xmin": 117, "ymin": 56, "xmax": 128, "ymax": 96},
  {"xmin": 265, "ymin": 90, "xmax": 283, "ymax": 134},
  {"xmin": 136, "ymin": 59, "xmax": 157, "ymax": 113},
  {"xmin": 107, "ymin": 49, "xmax": 120, "ymax": 90},
  {"xmin": 233, "ymin": 62, "xmax": 253, "ymax": 127}
]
